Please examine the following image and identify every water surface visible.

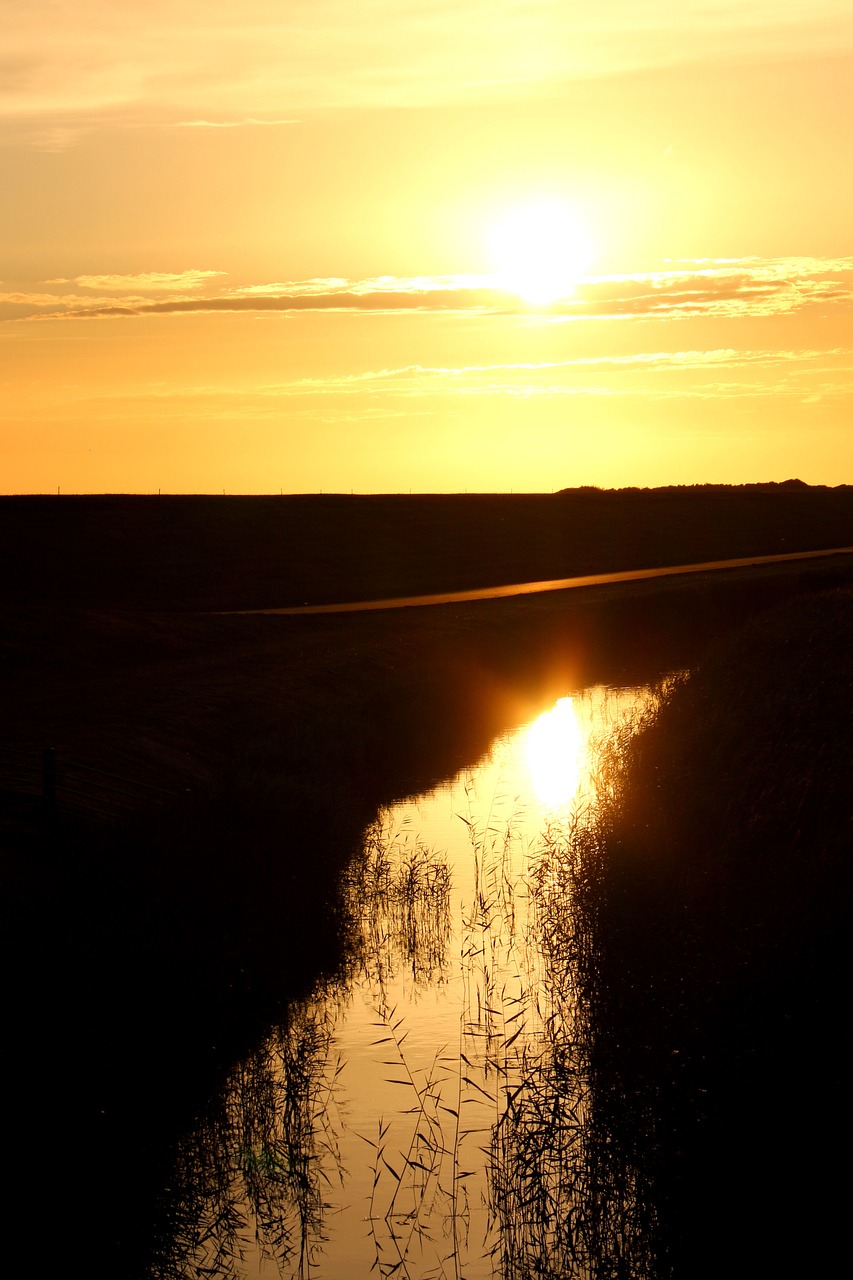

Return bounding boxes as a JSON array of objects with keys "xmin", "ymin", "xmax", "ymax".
[{"xmin": 164, "ymin": 682, "xmax": 653, "ymax": 1278}]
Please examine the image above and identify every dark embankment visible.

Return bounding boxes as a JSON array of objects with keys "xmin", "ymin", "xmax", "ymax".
[
  {"xmin": 1, "ymin": 487, "xmax": 852, "ymax": 1274},
  {"xmin": 573, "ymin": 590, "xmax": 853, "ymax": 1278},
  {"xmin": 2, "ymin": 482, "xmax": 853, "ymax": 611}
]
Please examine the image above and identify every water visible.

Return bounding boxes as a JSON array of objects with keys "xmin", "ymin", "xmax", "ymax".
[{"xmin": 164, "ymin": 682, "xmax": 652, "ymax": 1278}]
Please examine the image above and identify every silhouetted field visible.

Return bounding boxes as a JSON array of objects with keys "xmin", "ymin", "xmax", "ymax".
[
  {"xmin": 2, "ymin": 481, "xmax": 853, "ymax": 610},
  {"xmin": 1, "ymin": 485, "xmax": 852, "ymax": 1276}
]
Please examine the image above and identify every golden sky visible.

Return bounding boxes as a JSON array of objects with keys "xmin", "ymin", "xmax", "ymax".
[{"xmin": 2, "ymin": 2, "xmax": 852, "ymax": 492}]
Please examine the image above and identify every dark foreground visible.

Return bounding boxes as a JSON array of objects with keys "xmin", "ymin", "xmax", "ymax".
[
  {"xmin": 1, "ymin": 486, "xmax": 852, "ymax": 1276},
  {"xmin": 4, "ymin": 482, "xmax": 853, "ymax": 611},
  {"xmin": 567, "ymin": 588, "xmax": 853, "ymax": 1279}
]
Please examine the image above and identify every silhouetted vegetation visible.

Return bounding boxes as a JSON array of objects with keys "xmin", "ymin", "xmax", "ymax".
[
  {"xmin": 556, "ymin": 589, "xmax": 853, "ymax": 1278},
  {"xmin": 147, "ymin": 994, "xmax": 345, "ymax": 1279}
]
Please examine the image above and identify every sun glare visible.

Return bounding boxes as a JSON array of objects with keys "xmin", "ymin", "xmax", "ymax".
[
  {"xmin": 487, "ymin": 199, "xmax": 594, "ymax": 306},
  {"xmin": 524, "ymin": 696, "xmax": 586, "ymax": 809}
]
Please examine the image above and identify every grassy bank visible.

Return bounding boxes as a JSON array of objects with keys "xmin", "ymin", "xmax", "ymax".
[{"xmin": 561, "ymin": 589, "xmax": 853, "ymax": 1278}]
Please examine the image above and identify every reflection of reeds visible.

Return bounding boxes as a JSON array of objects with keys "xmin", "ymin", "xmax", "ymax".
[
  {"xmin": 356, "ymin": 798, "xmax": 539, "ymax": 1279},
  {"xmin": 355, "ymin": 758, "xmax": 666, "ymax": 1280},
  {"xmin": 362, "ymin": 1004, "xmax": 461, "ymax": 1278},
  {"xmin": 149, "ymin": 994, "xmax": 344, "ymax": 1279},
  {"xmin": 489, "ymin": 1045, "xmax": 590, "ymax": 1279},
  {"xmin": 357, "ymin": 769, "xmax": 661, "ymax": 1280},
  {"xmin": 507, "ymin": 800, "xmax": 660, "ymax": 1280},
  {"xmin": 480, "ymin": 727, "xmax": 662, "ymax": 1280},
  {"xmin": 349, "ymin": 818, "xmax": 453, "ymax": 988}
]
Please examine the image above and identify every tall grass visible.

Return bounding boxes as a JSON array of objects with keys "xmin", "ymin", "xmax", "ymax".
[
  {"xmin": 350, "ymin": 784, "xmax": 662, "ymax": 1279},
  {"xmin": 148, "ymin": 994, "xmax": 345, "ymax": 1279},
  {"xmin": 540, "ymin": 589, "xmax": 853, "ymax": 1278},
  {"xmin": 486, "ymin": 759, "xmax": 663, "ymax": 1280},
  {"xmin": 352, "ymin": 818, "xmax": 453, "ymax": 990}
]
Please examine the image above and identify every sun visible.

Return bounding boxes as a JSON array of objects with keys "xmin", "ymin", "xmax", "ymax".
[{"xmin": 487, "ymin": 198, "xmax": 594, "ymax": 306}]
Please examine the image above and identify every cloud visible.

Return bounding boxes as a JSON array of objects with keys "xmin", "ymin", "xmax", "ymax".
[
  {"xmin": 9, "ymin": 279, "xmax": 513, "ymax": 321},
  {"xmin": 8, "ymin": 255, "xmax": 853, "ymax": 324},
  {"xmin": 563, "ymin": 256, "xmax": 853, "ymax": 321},
  {"xmin": 228, "ymin": 273, "xmax": 489, "ymax": 298},
  {"xmin": 78, "ymin": 347, "xmax": 851, "ymax": 411},
  {"xmin": 282, "ymin": 346, "xmax": 853, "ymax": 397},
  {"xmin": 0, "ymin": 270, "xmax": 226, "ymax": 319},
  {"xmin": 8, "ymin": 124, "xmax": 88, "ymax": 152},
  {"xmin": 173, "ymin": 118, "xmax": 299, "ymax": 128},
  {"xmin": 259, "ymin": 347, "xmax": 852, "ymax": 392},
  {"xmin": 60, "ymin": 270, "xmax": 227, "ymax": 292}
]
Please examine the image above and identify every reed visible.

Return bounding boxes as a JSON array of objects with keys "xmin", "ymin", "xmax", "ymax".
[
  {"xmin": 541, "ymin": 588, "xmax": 853, "ymax": 1278},
  {"xmin": 353, "ymin": 773, "xmax": 664, "ymax": 1279},
  {"xmin": 148, "ymin": 993, "xmax": 345, "ymax": 1279},
  {"xmin": 350, "ymin": 817, "xmax": 453, "ymax": 989},
  {"xmin": 363, "ymin": 1004, "xmax": 461, "ymax": 1278}
]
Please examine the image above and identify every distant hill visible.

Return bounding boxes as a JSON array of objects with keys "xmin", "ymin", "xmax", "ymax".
[{"xmin": 555, "ymin": 479, "xmax": 826, "ymax": 494}]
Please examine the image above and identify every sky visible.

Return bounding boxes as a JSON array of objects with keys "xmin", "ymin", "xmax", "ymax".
[{"xmin": 2, "ymin": 1, "xmax": 853, "ymax": 493}]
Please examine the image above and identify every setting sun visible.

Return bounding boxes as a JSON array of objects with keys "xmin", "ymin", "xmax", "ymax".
[
  {"xmin": 487, "ymin": 199, "xmax": 595, "ymax": 306},
  {"xmin": 2, "ymin": 2, "xmax": 852, "ymax": 492}
]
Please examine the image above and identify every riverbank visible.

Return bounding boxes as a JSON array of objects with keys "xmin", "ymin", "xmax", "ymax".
[{"xmin": 565, "ymin": 588, "xmax": 853, "ymax": 1278}]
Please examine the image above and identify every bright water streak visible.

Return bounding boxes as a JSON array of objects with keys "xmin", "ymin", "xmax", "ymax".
[{"xmin": 175, "ymin": 682, "xmax": 653, "ymax": 1279}]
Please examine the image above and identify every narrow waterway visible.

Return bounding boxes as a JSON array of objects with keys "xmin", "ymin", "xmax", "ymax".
[{"xmin": 161, "ymin": 681, "xmax": 657, "ymax": 1278}]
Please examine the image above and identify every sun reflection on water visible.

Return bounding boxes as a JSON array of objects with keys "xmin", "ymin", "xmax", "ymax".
[
  {"xmin": 162, "ymin": 684, "xmax": 656, "ymax": 1279},
  {"xmin": 523, "ymin": 695, "xmax": 585, "ymax": 810}
]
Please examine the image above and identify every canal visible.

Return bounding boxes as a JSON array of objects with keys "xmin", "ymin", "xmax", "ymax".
[{"xmin": 158, "ymin": 680, "xmax": 658, "ymax": 1278}]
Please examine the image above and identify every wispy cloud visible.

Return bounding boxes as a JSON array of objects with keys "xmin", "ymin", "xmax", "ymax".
[
  {"xmin": 47, "ymin": 270, "xmax": 227, "ymax": 292},
  {"xmin": 6, "ymin": 279, "xmax": 511, "ymax": 321},
  {"xmin": 284, "ymin": 347, "xmax": 853, "ymax": 386},
  {"xmin": 173, "ymin": 118, "xmax": 299, "ymax": 129},
  {"xmin": 65, "ymin": 348, "xmax": 853, "ymax": 411},
  {"xmin": 569, "ymin": 257, "xmax": 853, "ymax": 320},
  {"xmin": 252, "ymin": 346, "xmax": 853, "ymax": 400},
  {"xmin": 3, "ymin": 2, "xmax": 852, "ymax": 135},
  {"xmin": 229, "ymin": 274, "xmax": 490, "ymax": 298},
  {"xmin": 7, "ymin": 256, "xmax": 853, "ymax": 324}
]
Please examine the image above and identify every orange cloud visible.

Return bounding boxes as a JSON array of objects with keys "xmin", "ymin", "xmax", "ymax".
[
  {"xmin": 8, "ymin": 256, "xmax": 853, "ymax": 324},
  {"xmin": 51, "ymin": 270, "xmax": 227, "ymax": 292}
]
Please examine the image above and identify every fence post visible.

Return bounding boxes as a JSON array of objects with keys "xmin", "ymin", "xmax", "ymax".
[{"xmin": 42, "ymin": 747, "xmax": 57, "ymax": 823}]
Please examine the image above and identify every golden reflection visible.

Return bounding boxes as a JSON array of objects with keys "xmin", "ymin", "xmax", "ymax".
[{"xmin": 523, "ymin": 696, "xmax": 585, "ymax": 809}]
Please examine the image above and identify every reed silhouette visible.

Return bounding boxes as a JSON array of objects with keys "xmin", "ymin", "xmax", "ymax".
[{"xmin": 556, "ymin": 589, "xmax": 853, "ymax": 1278}]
